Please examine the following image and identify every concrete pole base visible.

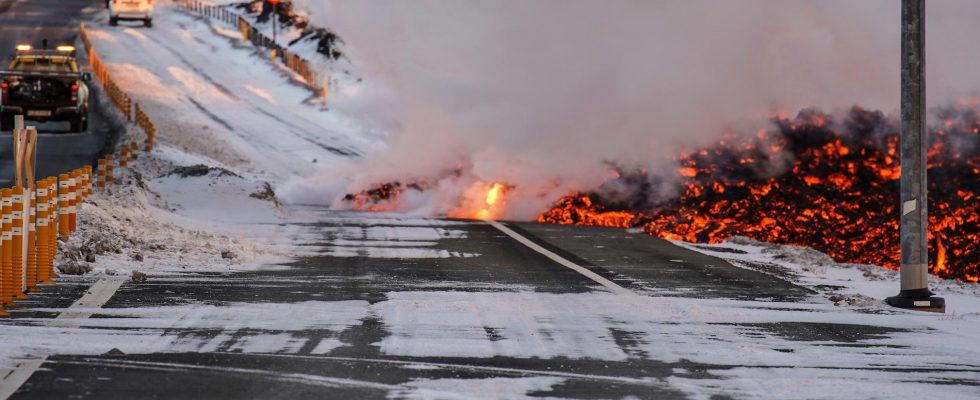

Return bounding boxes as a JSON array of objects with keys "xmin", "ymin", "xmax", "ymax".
[{"xmin": 886, "ymin": 288, "xmax": 945, "ymax": 313}]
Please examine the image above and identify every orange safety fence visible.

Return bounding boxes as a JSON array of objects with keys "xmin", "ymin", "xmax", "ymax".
[
  {"xmin": 0, "ymin": 13, "xmax": 166, "ymax": 316},
  {"xmin": 182, "ymin": 0, "xmax": 329, "ymax": 97},
  {"xmin": 0, "ymin": 166, "xmax": 95, "ymax": 316}
]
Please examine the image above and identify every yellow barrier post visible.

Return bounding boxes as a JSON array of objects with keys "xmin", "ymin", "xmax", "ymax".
[
  {"xmin": 1, "ymin": 188, "xmax": 13, "ymax": 306},
  {"xmin": 106, "ymin": 155, "xmax": 115, "ymax": 184},
  {"xmin": 81, "ymin": 166, "xmax": 90, "ymax": 199},
  {"xmin": 68, "ymin": 170, "xmax": 78, "ymax": 233},
  {"xmin": 97, "ymin": 158, "xmax": 107, "ymax": 190},
  {"xmin": 120, "ymin": 148, "xmax": 130, "ymax": 168},
  {"xmin": 36, "ymin": 179, "xmax": 52, "ymax": 285},
  {"xmin": 26, "ymin": 184, "xmax": 37, "ymax": 292},
  {"xmin": 87, "ymin": 165, "xmax": 94, "ymax": 196},
  {"xmin": 58, "ymin": 174, "xmax": 70, "ymax": 239},
  {"xmin": 47, "ymin": 178, "xmax": 59, "ymax": 280},
  {"xmin": 11, "ymin": 187, "xmax": 25, "ymax": 300}
]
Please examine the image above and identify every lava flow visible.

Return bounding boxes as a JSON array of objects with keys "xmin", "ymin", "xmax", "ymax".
[
  {"xmin": 448, "ymin": 182, "xmax": 510, "ymax": 220},
  {"xmin": 539, "ymin": 105, "xmax": 980, "ymax": 282}
]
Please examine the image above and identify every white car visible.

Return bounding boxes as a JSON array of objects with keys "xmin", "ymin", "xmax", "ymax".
[{"xmin": 109, "ymin": 0, "xmax": 154, "ymax": 27}]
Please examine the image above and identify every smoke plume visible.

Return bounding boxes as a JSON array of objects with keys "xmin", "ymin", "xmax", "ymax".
[{"xmin": 280, "ymin": 0, "xmax": 980, "ymax": 219}]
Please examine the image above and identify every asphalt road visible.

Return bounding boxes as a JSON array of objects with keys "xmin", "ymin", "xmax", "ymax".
[
  {"xmin": 6, "ymin": 212, "xmax": 965, "ymax": 399},
  {"xmin": 0, "ymin": 0, "xmax": 119, "ymax": 186}
]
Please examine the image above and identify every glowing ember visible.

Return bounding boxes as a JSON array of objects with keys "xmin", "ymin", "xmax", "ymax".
[
  {"xmin": 536, "ymin": 195, "xmax": 635, "ymax": 228},
  {"xmin": 342, "ymin": 181, "xmax": 425, "ymax": 212},
  {"xmin": 540, "ymin": 105, "xmax": 980, "ymax": 282}
]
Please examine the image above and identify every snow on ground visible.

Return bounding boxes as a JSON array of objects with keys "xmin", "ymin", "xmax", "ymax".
[
  {"xmin": 87, "ymin": 1, "xmax": 381, "ymax": 181},
  {"xmin": 47, "ymin": 0, "xmax": 388, "ymax": 279},
  {"xmin": 1, "ymin": 3, "xmax": 978, "ymax": 400}
]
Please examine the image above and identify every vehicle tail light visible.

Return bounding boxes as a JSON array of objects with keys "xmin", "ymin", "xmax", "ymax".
[
  {"xmin": 71, "ymin": 83, "xmax": 79, "ymax": 102},
  {"xmin": 1, "ymin": 82, "xmax": 7, "ymax": 103}
]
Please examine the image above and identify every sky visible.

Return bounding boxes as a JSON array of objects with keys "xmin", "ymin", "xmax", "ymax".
[{"xmin": 284, "ymin": 0, "xmax": 980, "ymax": 218}]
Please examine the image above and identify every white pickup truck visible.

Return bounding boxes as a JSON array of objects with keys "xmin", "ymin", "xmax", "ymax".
[{"xmin": 109, "ymin": 0, "xmax": 154, "ymax": 27}]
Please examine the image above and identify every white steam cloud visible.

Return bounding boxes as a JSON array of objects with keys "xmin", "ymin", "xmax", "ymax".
[{"xmin": 280, "ymin": 0, "xmax": 980, "ymax": 219}]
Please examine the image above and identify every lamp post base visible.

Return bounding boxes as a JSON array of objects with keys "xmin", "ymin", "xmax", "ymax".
[{"xmin": 885, "ymin": 288, "xmax": 945, "ymax": 313}]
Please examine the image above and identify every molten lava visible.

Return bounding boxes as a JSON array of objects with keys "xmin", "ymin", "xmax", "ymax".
[
  {"xmin": 448, "ymin": 182, "xmax": 510, "ymax": 220},
  {"xmin": 539, "ymin": 106, "xmax": 980, "ymax": 282}
]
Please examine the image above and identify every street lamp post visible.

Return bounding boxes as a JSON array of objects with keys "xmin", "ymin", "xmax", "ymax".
[{"xmin": 886, "ymin": 0, "xmax": 945, "ymax": 313}]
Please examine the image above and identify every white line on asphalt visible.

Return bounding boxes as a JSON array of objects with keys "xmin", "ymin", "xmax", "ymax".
[
  {"xmin": 59, "ymin": 359, "xmax": 403, "ymax": 391},
  {"xmin": 485, "ymin": 220, "xmax": 636, "ymax": 296},
  {"xmin": 257, "ymin": 354, "xmax": 662, "ymax": 385},
  {"xmin": 53, "ymin": 276, "xmax": 126, "ymax": 321},
  {"xmin": 0, "ymin": 276, "xmax": 127, "ymax": 398}
]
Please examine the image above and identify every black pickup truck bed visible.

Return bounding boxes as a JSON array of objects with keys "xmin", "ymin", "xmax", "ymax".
[{"xmin": 0, "ymin": 69, "xmax": 86, "ymax": 131}]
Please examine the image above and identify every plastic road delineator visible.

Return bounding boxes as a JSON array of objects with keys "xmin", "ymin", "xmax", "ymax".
[
  {"xmin": 35, "ymin": 179, "xmax": 53, "ymax": 285},
  {"xmin": 1, "ymin": 188, "xmax": 13, "ymax": 306},
  {"xmin": 58, "ymin": 174, "xmax": 70, "ymax": 240},
  {"xmin": 26, "ymin": 185, "xmax": 37, "ymax": 292},
  {"xmin": 11, "ymin": 187, "xmax": 26, "ymax": 299}
]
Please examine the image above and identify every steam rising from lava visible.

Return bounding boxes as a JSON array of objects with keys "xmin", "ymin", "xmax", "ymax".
[
  {"xmin": 284, "ymin": 0, "xmax": 980, "ymax": 217},
  {"xmin": 280, "ymin": 1, "xmax": 980, "ymax": 280}
]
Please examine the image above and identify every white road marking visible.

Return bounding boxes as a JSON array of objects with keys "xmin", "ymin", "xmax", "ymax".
[
  {"xmin": 485, "ymin": 220, "xmax": 636, "ymax": 296},
  {"xmin": 53, "ymin": 277, "xmax": 126, "ymax": 322},
  {"xmin": 58, "ymin": 359, "xmax": 402, "ymax": 391},
  {"xmin": 0, "ymin": 276, "xmax": 127, "ymax": 398},
  {"xmin": 259, "ymin": 354, "xmax": 661, "ymax": 385}
]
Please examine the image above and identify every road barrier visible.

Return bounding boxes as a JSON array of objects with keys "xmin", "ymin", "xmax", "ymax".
[
  {"xmin": 0, "ymin": 121, "xmax": 131, "ymax": 316},
  {"xmin": 134, "ymin": 103, "xmax": 156, "ymax": 151},
  {"xmin": 0, "ymin": 22, "xmax": 165, "ymax": 316},
  {"xmin": 79, "ymin": 22, "xmax": 158, "ymax": 153},
  {"xmin": 180, "ymin": 0, "xmax": 329, "ymax": 96},
  {"xmin": 0, "ymin": 119, "xmax": 99, "ymax": 315},
  {"xmin": 80, "ymin": 24, "xmax": 132, "ymax": 122}
]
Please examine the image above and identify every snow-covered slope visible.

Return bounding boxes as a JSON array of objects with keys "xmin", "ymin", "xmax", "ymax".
[{"xmin": 85, "ymin": 1, "xmax": 381, "ymax": 182}]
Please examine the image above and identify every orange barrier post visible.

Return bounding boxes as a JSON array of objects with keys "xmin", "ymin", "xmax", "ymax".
[
  {"xmin": 1, "ymin": 188, "xmax": 13, "ymax": 306},
  {"xmin": 68, "ymin": 170, "xmax": 78, "ymax": 233},
  {"xmin": 97, "ymin": 158, "xmax": 107, "ymax": 190},
  {"xmin": 36, "ymin": 179, "xmax": 53, "ymax": 285},
  {"xmin": 88, "ymin": 165, "xmax": 94, "ymax": 196},
  {"xmin": 81, "ymin": 166, "xmax": 90, "ymax": 199},
  {"xmin": 130, "ymin": 141, "xmax": 139, "ymax": 160},
  {"xmin": 26, "ymin": 184, "xmax": 37, "ymax": 292},
  {"xmin": 58, "ymin": 174, "xmax": 70, "ymax": 240},
  {"xmin": 47, "ymin": 178, "xmax": 59, "ymax": 280},
  {"xmin": 11, "ymin": 187, "xmax": 25, "ymax": 300},
  {"xmin": 106, "ymin": 155, "xmax": 115, "ymax": 184},
  {"xmin": 120, "ymin": 148, "xmax": 130, "ymax": 168}
]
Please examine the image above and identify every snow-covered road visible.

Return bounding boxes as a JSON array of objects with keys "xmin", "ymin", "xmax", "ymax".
[
  {"xmin": 0, "ymin": 2, "xmax": 978, "ymax": 399},
  {"xmin": 82, "ymin": 1, "xmax": 380, "ymax": 181}
]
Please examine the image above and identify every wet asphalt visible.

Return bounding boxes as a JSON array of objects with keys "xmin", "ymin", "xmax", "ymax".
[{"xmin": 6, "ymin": 216, "xmax": 922, "ymax": 400}]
